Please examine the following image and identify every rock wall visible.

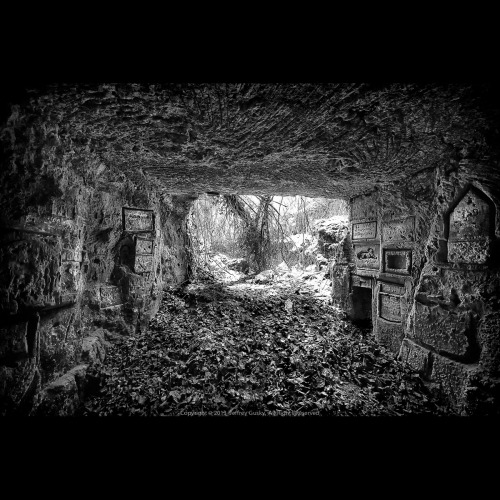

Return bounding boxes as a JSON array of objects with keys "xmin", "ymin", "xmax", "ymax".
[
  {"xmin": 0, "ymin": 100, "xmax": 193, "ymax": 415},
  {"xmin": 336, "ymin": 162, "xmax": 500, "ymax": 414}
]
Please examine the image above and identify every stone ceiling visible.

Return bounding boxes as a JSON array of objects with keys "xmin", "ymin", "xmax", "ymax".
[{"xmin": 16, "ymin": 82, "xmax": 500, "ymax": 199}]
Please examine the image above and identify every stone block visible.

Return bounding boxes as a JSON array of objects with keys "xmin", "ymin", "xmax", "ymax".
[
  {"xmin": 378, "ymin": 292, "xmax": 402, "ymax": 323},
  {"xmin": 412, "ymin": 301, "xmax": 470, "ymax": 357},
  {"xmin": 34, "ymin": 364, "xmax": 88, "ymax": 416},
  {"xmin": 478, "ymin": 312, "xmax": 500, "ymax": 376},
  {"xmin": 354, "ymin": 244, "xmax": 380, "ymax": 270},
  {"xmin": 383, "ymin": 249, "xmax": 412, "ymax": 275},
  {"xmin": 398, "ymin": 338, "xmax": 431, "ymax": 376},
  {"xmin": 135, "ymin": 237, "xmax": 154, "ymax": 255},
  {"xmin": 352, "ymin": 221, "xmax": 377, "ymax": 240},
  {"xmin": 81, "ymin": 335, "xmax": 106, "ymax": 364}
]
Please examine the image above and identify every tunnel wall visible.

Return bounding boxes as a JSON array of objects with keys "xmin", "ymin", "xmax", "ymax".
[
  {"xmin": 337, "ymin": 161, "xmax": 500, "ymax": 414},
  {"xmin": 0, "ymin": 103, "xmax": 193, "ymax": 415}
]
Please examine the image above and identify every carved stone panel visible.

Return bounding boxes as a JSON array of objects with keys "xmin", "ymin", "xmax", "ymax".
[
  {"xmin": 383, "ymin": 249, "xmax": 412, "ymax": 275},
  {"xmin": 352, "ymin": 221, "xmax": 377, "ymax": 240},
  {"xmin": 351, "ymin": 275, "xmax": 372, "ymax": 289},
  {"xmin": 448, "ymin": 240, "xmax": 489, "ymax": 264},
  {"xmin": 379, "ymin": 292, "xmax": 402, "ymax": 323},
  {"xmin": 379, "ymin": 281, "xmax": 405, "ymax": 295},
  {"xmin": 62, "ymin": 248, "xmax": 83, "ymax": 262},
  {"xmin": 122, "ymin": 208, "xmax": 155, "ymax": 232},
  {"xmin": 135, "ymin": 237, "xmax": 154, "ymax": 255},
  {"xmin": 381, "ymin": 217, "xmax": 415, "ymax": 243},
  {"xmin": 354, "ymin": 244, "xmax": 380, "ymax": 270},
  {"xmin": 135, "ymin": 255, "xmax": 153, "ymax": 274},
  {"xmin": 448, "ymin": 189, "xmax": 491, "ymax": 264}
]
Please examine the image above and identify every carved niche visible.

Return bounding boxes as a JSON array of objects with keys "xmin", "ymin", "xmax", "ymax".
[
  {"xmin": 351, "ymin": 275, "xmax": 372, "ymax": 289},
  {"xmin": 447, "ymin": 188, "xmax": 492, "ymax": 264},
  {"xmin": 354, "ymin": 244, "xmax": 380, "ymax": 270}
]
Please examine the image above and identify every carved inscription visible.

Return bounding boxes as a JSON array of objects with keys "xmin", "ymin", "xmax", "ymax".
[
  {"xmin": 381, "ymin": 217, "xmax": 415, "ymax": 243},
  {"xmin": 448, "ymin": 189, "xmax": 491, "ymax": 264},
  {"xmin": 379, "ymin": 281, "xmax": 404, "ymax": 295},
  {"xmin": 135, "ymin": 255, "xmax": 153, "ymax": 274},
  {"xmin": 384, "ymin": 249, "xmax": 412, "ymax": 275},
  {"xmin": 352, "ymin": 221, "xmax": 377, "ymax": 240},
  {"xmin": 62, "ymin": 248, "xmax": 83, "ymax": 262},
  {"xmin": 100, "ymin": 285, "xmax": 123, "ymax": 308},
  {"xmin": 123, "ymin": 208, "xmax": 154, "ymax": 232},
  {"xmin": 135, "ymin": 238, "xmax": 154, "ymax": 255},
  {"xmin": 352, "ymin": 275, "xmax": 372, "ymax": 289},
  {"xmin": 379, "ymin": 292, "xmax": 402, "ymax": 322},
  {"xmin": 376, "ymin": 320, "xmax": 404, "ymax": 353},
  {"xmin": 354, "ymin": 244, "xmax": 379, "ymax": 270}
]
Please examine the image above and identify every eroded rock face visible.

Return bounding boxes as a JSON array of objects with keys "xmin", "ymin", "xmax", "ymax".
[
  {"xmin": 1, "ymin": 82, "xmax": 499, "ymax": 414},
  {"xmin": 337, "ymin": 162, "xmax": 500, "ymax": 414},
  {"xmin": 0, "ymin": 97, "xmax": 193, "ymax": 414}
]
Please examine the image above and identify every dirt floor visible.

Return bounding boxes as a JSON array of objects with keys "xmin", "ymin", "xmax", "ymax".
[{"xmin": 80, "ymin": 274, "xmax": 456, "ymax": 417}]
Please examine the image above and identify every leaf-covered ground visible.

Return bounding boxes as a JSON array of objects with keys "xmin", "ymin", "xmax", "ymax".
[{"xmin": 80, "ymin": 278, "xmax": 455, "ymax": 416}]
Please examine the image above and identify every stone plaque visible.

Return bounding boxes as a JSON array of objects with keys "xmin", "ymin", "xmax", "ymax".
[
  {"xmin": 381, "ymin": 217, "xmax": 415, "ymax": 243},
  {"xmin": 135, "ymin": 237, "xmax": 154, "ymax": 255},
  {"xmin": 448, "ymin": 189, "xmax": 491, "ymax": 264},
  {"xmin": 62, "ymin": 248, "xmax": 83, "ymax": 262},
  {"xmin": 352, "ymin": 221, "xmax": 377, "ymax": 240},
  {"xmin": 351, "ymin": 275, "xmax": 372, "ymax": 288},
  {"xmin": 123, "ymin": 208, "xmax": 154, "ymax": 232},
  {"xmin": 379, "ymin": 292, "xmax": 402, "ymax": 322},
  {"xmin": 354, "ymin": 244, "xmax": 380, "ymax": 270},
  {"xmin": 383, "ymin": 249, "xmax": 412, "ymax": 275},
  {"xmin": 100, "ymin": 285, "xmax": 123, "ymax": 308},
  {"xmin": 135, "ymin": 255, "xmax": 153, "ymax": 274},
  {"xmin": 379, "ymin": 281, "xmax": 405, "ymax": 295}
]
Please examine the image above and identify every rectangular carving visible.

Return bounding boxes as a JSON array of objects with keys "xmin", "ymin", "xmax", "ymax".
[
  {"xmin": 383, "ymin": 249, "xmax": 412, "ymax": 275},
  {"xmin": 351, "ymin": 275, "xmax": 372, "ymax": 288},
  {"xmin": 376, "ymin": 319, "xmax": 404, "ymax": 354},
  {"xmin": 448, "ymin": 240, "xmax": 489, "ymax": 265},
  {"xmin": 135, "ymin": 255, "xmax": 154, "ymax": 274},
  {"xmin": 379, "ymin": 292, "xmax": 402, "ymax": 322},
  {"xmin": 62, "ymin": 248, "xmax": 83, "ymax": 262},
  {"xmin": 99, "ymin": 285, "xmax": 123, "ymax": 308},
  {"xmin": 122, "ymin": 208, "xmax": 154, "ymax": 232},
  {"xmin": 379, "ymin": 281, "xmax": 405, "ymax": 295},
  {"xmin": 381, "ymin": 217, "xmax": 415, "ymax": 243},
  {"xmin": 354, "ymin": 244, "xmax": 380, "ymax": 270},
  {"xmin": 352, "ymin": 221, "xmax": 377, "ymax": 240},
  {"xmin": 135, "ymin": 237, "xmax": 154, "ymax": 255}
]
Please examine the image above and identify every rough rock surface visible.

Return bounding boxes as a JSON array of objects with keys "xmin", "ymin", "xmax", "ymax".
[{"xmin": 1, "ymin": 82, "xmax": 500, "ymax": 414}]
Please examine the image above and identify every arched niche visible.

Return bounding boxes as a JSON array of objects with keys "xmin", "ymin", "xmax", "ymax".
[{"xmin": 442, "ymin": 185, "xmax": 496, "ymax": 264}]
